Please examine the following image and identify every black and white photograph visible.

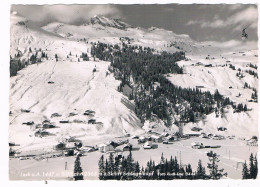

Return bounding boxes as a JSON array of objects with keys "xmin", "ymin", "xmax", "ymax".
[{"xmin": 5, "ymin": 1, "xmax": 259, "ymax": 183}]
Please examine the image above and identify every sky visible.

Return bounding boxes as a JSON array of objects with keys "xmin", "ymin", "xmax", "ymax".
[{"xmin": 11, "ymin": 4, "xmax": 258, "ymax": 42}]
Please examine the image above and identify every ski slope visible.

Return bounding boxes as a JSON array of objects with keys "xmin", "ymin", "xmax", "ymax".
[{"xmin": 168, "ymin": 50, "xmax": 258, "ymax": 137}]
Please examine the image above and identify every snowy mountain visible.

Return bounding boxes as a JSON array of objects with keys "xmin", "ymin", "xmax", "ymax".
[
  {"xmin": 89, "ymin": 15, "xmax": 131, "ymax": 29},
  {"xmin": 42, "ymin": 15, "xmax": 220, "ymax": 55},
  {"xmin": 9, "ymin": 13, "xmax": 258, "ymax": 152}
]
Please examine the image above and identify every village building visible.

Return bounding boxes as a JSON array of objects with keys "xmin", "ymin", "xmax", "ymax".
[
  {"xmin": 42, "ymin": 123, "xmax": 56, "ymax": 129},
  {"xmin": 138, "ymin": 136, "xmax": 147, "ymax": 143},
  {"xmin": 22, "ymin": 121, "xmax": 34, "ymax": 126},
  {"xmin": 217, "ymin": 127, "xmax": 227, "ymax": 131},
  {"xmin": 98, "ymin": 143, "xmax": 114, "ymax": 153},
  {"xmin": 122, "ymin": 143, "xmax": 133, "ymax": 151},
  {"xmin": 51, "ymin": 113, "xmax": 62, "ymax": 118},
  {"xmin": 88, "ymin": 119, "xmax": 96, "ymax": 124},
  {"xmin": 191, "ymin": 142, "xmax": 204, "ymax": 149},
  {"xmin": 64, "ymin": 149, "xmax": 74, "ymax": 156},
  {"xmin": 247, "ymin": 139, "xmax": 258, "ymax": 146},
  {"xmin": 54, "ymin": 142, "xmax": 66, "ymax": 150},
  {"xmin": 143, "ymin": 141, "xmax": 152, "ymax": 149},
  {"xmin": 34, "ymin": 130, "xmax": 50, "ymax": 137},
  {"xmin": 150, "ymin": 135, "xmax": 163, "ymax": 143},
  {"xmin": 186, "ymin": 132, "xmax": 201, "ymax": 137}
]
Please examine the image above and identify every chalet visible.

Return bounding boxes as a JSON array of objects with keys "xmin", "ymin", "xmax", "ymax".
[
  {"xmin": 123, "ymin": 143, "xmax": 133, "ymax": 151},
  {"xmin": 9, "ymin": 142, "xmax": 16, "ymax": 146},
  {"xmin": 51, "ymin": 113, "xmax": 62, "ymax": 118},
  {"xmin": 186, "ymin": 133, "xmax": 201, "ymax": 137},
  {"xmin": 22, "ymin": 121, "xmax": 34, "ymax": 126},
  {"xmin": 138, "ymin": 136, "xmax": 147, "ymax": 143},
  {"xmin": 68, "ymin": 112, "xmax": 77, "ymax": 117},
  {"xmin": 217, "ymin": 127, "xmax": 227, "ymax": 131},
  {"xmin": 196, "ymin": 62, "xmax": 203, "ymax": 66},
  {"xmin": 131, "ymin": 135, "xmax": 139, "ymax": 139},
  {"xmin": 191, "ymin": 127, "xmax": 202, "ymax": 132},
  {"xmin": 165, "ymin": 135, "xmax": 175, "ymax": 142},
  {"xmin": 65, "ymin": 136, "xmax": 81, "ymax": 143},
  {"xmin": 200, "ymin": 134, "xmax": 209, "ymax": 139},
  {"xmin": 42, "ymin": 120, "xmax": 51, "ymax": 125},
  {"xmin": 35, "ymin": 130, "xmax": 50, "ymax": 137},
  {"xmin": 107, "ymin": 141, "xmax": 119, "ymax": 147},
  {"xmin": 191, "ymin": 142, "xmax": 204, "ymax": 149},
  {"xmin": 9, "ymin": 148, "xmax": 16, "ymax": 156},
  {"xmin": 83, "ymin": 110, "xmax": 95, "ymax": 116},
  {"xmin": 98, "ymin": 143, "xmax": 114, "ymax": 153},
  {"xmin": 59, "ymin": 120, "xmax": 69, "ymax": 123},
  {"xmin": 247, "ymin": 139, "xmax": 258, "ymax": 146},
  {"xmin": 43, "ymin": 124, "xmax": 56, "ymax": 129},
  {"xmin": 212, "ymin": 135, "xmax": 225, "ymax": 140},
  {"xmin": 143, "ymin": 141, "xmax": 152, "ymax": 149},
  {"xmin": 150, "ymin": 135, "xmax": 163, "ymax": 143},
  {"xmin": 21, "ymin": 109, "xmax": 30, "ymax": 113},
  {"xmin": 54, "ymin": 142, "xmax": 66, "ymax": 150},
  {"xmin": 84, "ymin": 147, "xmax": 96, "ymax": 152},
  {"xmin": 74, "ymin": 142, "xmax": 83, "ymax": 148},
  {"xmin": 161, "ymin": 132, "xmax": 169, "ymax": 137},
  {"xmin": 88, "ymin": 119, "xmax": 96, "ymax": 124},
  {"xmin": 64, "ymin": 149, "xmax": 74, "ymax": 156}
]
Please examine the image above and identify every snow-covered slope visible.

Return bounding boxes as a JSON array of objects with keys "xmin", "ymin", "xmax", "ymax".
[
  {"xmin": 168, "ymin": 50, "xmax": 258, "ymax": 137},
  {"xmin": 9, "ymin": 13, "xmax": 258, "ymax": 152},
  {"xmin": 9, "ymin": 13, "xmax": 144, "ymax": 151}
]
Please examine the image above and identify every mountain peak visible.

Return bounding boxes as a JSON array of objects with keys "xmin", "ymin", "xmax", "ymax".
[{"xmin": 90, "ymin": 15, "xmax": 131, "ymax": 30}]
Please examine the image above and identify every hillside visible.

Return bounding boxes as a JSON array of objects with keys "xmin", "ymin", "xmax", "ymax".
[{"xmin": 9, "ymin": 13, "xmax": 258, "ymax": 153}]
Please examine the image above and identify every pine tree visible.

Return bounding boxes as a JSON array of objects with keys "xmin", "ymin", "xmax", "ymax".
[
  {"xmin": 159, "ymin": 153, "xmax": 165, "ymax": 175},
  {"xmin": 242, "ymin": 161, "xmax": 249, "ymax": 179},
  {"xmin": 108, "ymin": 153, "xmax": 115, "ymax": 178},
  {"xmin": 186, "ymin": 163, "xmax": 192, "ymax": 176},
  {"xmin": 135, "ymin": 161, "xmax": 140, "ymax": 179},
  {"xmin": 73, "ymin": 155, "xmax": 84, "ymax": 180},
  {"xmin": 249, "ymin": 153, "xmax": 258, "ymax": 179},
  {"xmin": 207, "ymin": 152, "xmax": 226, "ymax": 179},
  {"xmin": 98, "ymin": 155, "xmax": 105, "ymax": 180},
  {"xmin": 126, "ymin": 151, "xmax": 134, "ymax": 179},
  {"xmin": 104, "ymin": 159, "xmax": 109, "ymax": 179},
  {"xmin": 253, "ymin": 155, "xmax": 258, "ymax": 179},
  {"xmin": 196, "ymin": 160, "xmax": 206, "ymax": 179},
  {"xmin": 243, "ymin": 104, "xmax": 247, "ymax": 112}
]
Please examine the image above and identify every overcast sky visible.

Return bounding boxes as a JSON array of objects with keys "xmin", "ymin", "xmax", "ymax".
[{"xmin": 11, "ymin": 4, "xmax": 258, "ymax": 42}]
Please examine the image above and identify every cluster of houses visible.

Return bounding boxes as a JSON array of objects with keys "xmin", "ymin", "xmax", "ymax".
[
  {"xmin": 53, "ymin": 136, "xmax": 87, "ymax": 156},
  {"xmin": 34, "ymin": 120, "xmax": 57, "ymax": 137},
  {"xmin": 246, "ymin": 136, "xmax": 258, "ymax": 146}
]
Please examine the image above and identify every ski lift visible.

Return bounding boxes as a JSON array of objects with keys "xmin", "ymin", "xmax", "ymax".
[{"xmin": 241, "ymin": 28, "xmax": 248, "ymax": 40}]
